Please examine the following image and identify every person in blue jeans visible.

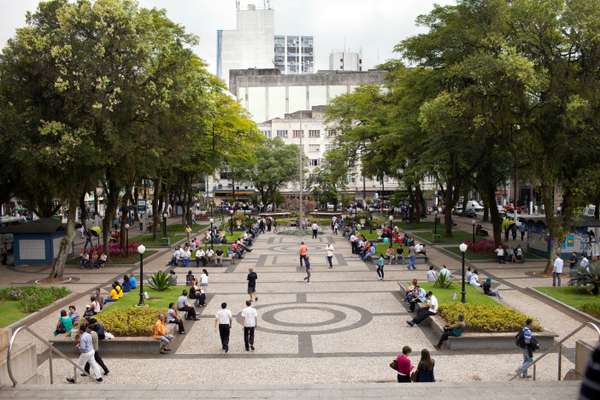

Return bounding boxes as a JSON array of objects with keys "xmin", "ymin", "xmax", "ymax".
[
  {"xmin": 516, "ymin": 319, "xmax": 537, "ymax": 378},
  {"xmin": 375, "ymin": 254, "xmax": 385, "ymax": 280},
  {"xmin": 408, "ymin": 245, "xmax": 416, "ymax": 270}
]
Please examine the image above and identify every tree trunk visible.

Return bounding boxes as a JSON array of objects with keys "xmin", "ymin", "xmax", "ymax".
[
  {"xmin": 48, "ymin": 200, "xmax": 77, "ymax": 279},
  {"xmin": 79, "ymin": 192, "xmax": 87, "ymax": 227},
  {"xmin": 483, "ymin": 186, "xmax": 502, "ymax": 246},
  {"xmin": 102, "ymin": 176, "xmax": 119, "ymax": 251},
  {"xmin": 483, "ymin": 205, "xmax": 489, "ymax": 222},
  {"xmin": 443, "ymin": 184, "xmax": 456, "ymax": 237},
  {"xmin": 119, "ymin": 190, "xmax": 129, "ymax": 252},
  {"xmin": 460, "ymin": 187, "xmax": 469, "ymax": 216},
  {"xmin": 415, "ymin": 183, "xmax": 424, "ymax": 223},
  {"xmin": 595, "ymin": 198, "xmax": 600, "ymax": 220},
  {"xmin": 541, "ymin": 182, "xmax": 561, "ymax": 275},
  {"xmin": 152, "ymin": 177, "xmax": 161, "ymax": 240}
]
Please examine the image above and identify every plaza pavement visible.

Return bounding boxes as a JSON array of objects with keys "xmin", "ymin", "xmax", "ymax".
[{"xmin": 23, "ymin": 227, "xmax": 596, "ymax": 386}]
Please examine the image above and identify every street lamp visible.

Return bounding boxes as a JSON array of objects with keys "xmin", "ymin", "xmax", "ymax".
[
  {"xmin": 137, "ymin": 244, "xmax": 146, "ymax": 307},
  {"xmin": 124, "ymin": 223, "xmax": 130, "ymax": 257},
  {"xmin": 162, "ymin": 212, "xmax": 168, "ymax": 238},
  {"xmin": 209, "ymin": 218, "xmax": 214, "ymax": 249},
  {"xmin": 459, "ymin": 242, "xmax": 468, "ymax": 304},
  {"xmin": 389, "ymin": 214, "xmax": 394, "ymax": 230},
  {"xmin": 434, "ymin": 210, "xmax": 439, "ymax": 235},
  {"xmin": 229, "ymin": 209, "xmax": 234, "ymax": 234},
  {"xmin": 472, "ymin": 219, "xmax": 476, "ymax": 243}
]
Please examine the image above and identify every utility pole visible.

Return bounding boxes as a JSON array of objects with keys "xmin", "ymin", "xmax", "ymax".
[{"xmin": 298, "ymin": 113, "xmax": 304, "ymax": 227}]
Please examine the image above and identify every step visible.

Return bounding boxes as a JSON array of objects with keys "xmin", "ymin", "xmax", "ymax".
[{"xmin": 0, "ymin": 381, "xmax": 580, "ymax": 399}]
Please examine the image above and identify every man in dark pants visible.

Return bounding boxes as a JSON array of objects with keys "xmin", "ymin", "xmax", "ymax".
[
  {"xmin": 407, "ymin": 291, "xmax": 438, "ymax": 327},
  {"xmin": 241, "ymin": 300, "xmax": 257, "ymax": 351},
  {"xmin": 214, "ymin": 302, "xmax": 232, "ymax": 353},
  {"xmin": 84, "ymin": 328, "xmax": 109, "ymax": 376}
]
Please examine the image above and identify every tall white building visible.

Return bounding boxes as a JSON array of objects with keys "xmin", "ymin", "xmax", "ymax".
[
  {"xmin": 274, "ymin": 35, "xmax": 314, "ymax": 74},
  {"xmin": 329, "ymin": 51, "xmax": 363, "ymax": 71},
  {"xmin": 217, "ymin": 3, "xmax": 275, "ymax": 84}
]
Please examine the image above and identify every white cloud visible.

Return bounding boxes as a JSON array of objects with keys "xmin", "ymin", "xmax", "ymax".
[{"xmin": 0, "ymin": 0, "xmax": 456, "ymax": 73}]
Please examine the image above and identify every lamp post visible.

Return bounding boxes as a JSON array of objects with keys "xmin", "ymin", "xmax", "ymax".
[
  {"xmin": 209, "ymin": 218, "xmax": 214, "ymax": 249},
  {"xmin": 137, "ymin": 244, "xmax": 146, "ymax": 307},
  {"xmin": 162, "ymin": 212, "xmax": 168, "ymax": 238},
  {"xmin": 389, "ymin": 214, "xmax": 393, "ymax": 230},
  {"xmin": 459, "ymin": 242, "xmax": 468, "ymax": 304},
  {"xmin": 229, "ymin": 209, "xmax": 234, "ymax": 234},
  {"xmin": 471, "ymin": 219, "xmax": 476, "ymax": 243},
  {"xmin": 124, "ymin": 224, "xmax": 130, "ymax": 257}
]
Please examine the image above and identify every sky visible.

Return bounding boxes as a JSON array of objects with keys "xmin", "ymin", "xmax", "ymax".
[{"xmin": 0, "ymin": 0, "xmax": 456, "ymax": 74}]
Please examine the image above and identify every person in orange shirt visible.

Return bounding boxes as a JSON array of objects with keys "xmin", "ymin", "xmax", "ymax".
[
  {"xmin": 299, "ymin": 241, "xmax": 308, "ymax": 268},
  {"xmin": 152, "ymin": 314, "xmax": 173, "ymax": 354}
]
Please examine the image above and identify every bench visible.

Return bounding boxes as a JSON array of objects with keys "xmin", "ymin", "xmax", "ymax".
[
  {"xmin": 366, "ymin": 255, "xmax": 428, "ymax": 265},
  {"xmin": 397, "ymin": 282, "xmax": 556, "ymax": 351}
]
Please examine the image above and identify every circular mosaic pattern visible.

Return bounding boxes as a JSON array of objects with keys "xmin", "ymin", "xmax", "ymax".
[{"xmin": 236, "ymin": 301, "xmax": 372, "ymax": 335}]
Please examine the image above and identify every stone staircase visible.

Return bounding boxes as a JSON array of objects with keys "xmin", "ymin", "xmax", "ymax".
[{"xmin": 0, "ymin": 381, "xmax": 581, "ymax": 399}]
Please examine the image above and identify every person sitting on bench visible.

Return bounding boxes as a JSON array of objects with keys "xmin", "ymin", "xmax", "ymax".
[
  {"xmin": 177, "ymin": 290, "xmax": 198, "ymax": 320},
  {"xmin": 435, "ymin": 313, "xmax": 465, "ymax": 350},
  {"xmin": 167, "ymin": 303, "xmax": 185, "ymax": 334},
  {"xmin": 407, "ymin": 291, "xmax": 438, "ymax": 327}
]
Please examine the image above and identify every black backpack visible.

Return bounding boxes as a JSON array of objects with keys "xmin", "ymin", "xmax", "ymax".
[{"xmin": 515, "ymin": 328, "xmax": 526, "ymax": 348}]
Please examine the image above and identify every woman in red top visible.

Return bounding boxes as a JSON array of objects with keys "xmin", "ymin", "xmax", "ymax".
[{"xmin": 396, "ymin": 345, "xmax": 414, "ymax": 383}]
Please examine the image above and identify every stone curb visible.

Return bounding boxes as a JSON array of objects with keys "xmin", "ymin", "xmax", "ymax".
[{"xmin": 529, "ymin": 288, "xmax": 600, "ymax": 327}]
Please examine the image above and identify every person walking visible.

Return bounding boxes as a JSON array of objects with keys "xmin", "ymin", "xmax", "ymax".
[
  {"xmin": 552, "ymin": 253, "xmax": 564, "ymax": 287},
  {"xmin": 407, "ymin": 244, "xmax": 417, "ymax": 270},
  {"xmin": 311, "ymin": 222, "xmax": 319, "ymax": 239},
  {"xmin": 394, "ymin": 346, "xmax": 414, "ymax": 383},
  {"xmin": 375, "ymin": 253, "xmax": 385, "ymax": 280},
  {"xmin": 215, "ymin": 302, "xmax": 232, "ymax": 353},
  {"xmin": 299, "ymin": 241, "xmax": 308, "ymax": 268},
  {"xmin": 247, "ymin": 267, "xmax": 258, "ymax": 302},
  {"xmin": 516, "ymin": 318, "xmax": 538, "ymax": 379},
  {"xmin": 326, "ymin": 243, "xmax": 335, "ymax": 269},
  {"xmin": 413, "ymin": 349, "xmax": 435, "ymax": 382},
  {"xmin": 303, "ymin": 256, "xmax": 312, "ymax": 284},
  {"xmin": 241, "ymin": 300, "xmax": 257, "ymax": 351},
  {"xmin": 66, "ymin": 326, "xmax": 103, "ymax": 383},
  {"xmin": 84, "ymin": 322, "xmax": 109, "ymax": 376}
]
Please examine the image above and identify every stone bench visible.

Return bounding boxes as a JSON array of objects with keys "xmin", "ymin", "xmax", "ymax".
[
  {"xmin": 366, "ymin": 255, "xmax": 428, "ymax": 265},
  {"xmin": 397, "ymin": 282, "xmax": 556, "ymax": 351}
]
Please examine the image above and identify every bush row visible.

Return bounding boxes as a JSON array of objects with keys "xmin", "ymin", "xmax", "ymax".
[
  {"xmin": 0, "ymin": 286, "xmax": 71, "ymax": 313},
  {"xmin": 439, "ymin": 303, "xmax": 541, "ymax": 333},
  {"xmin": 97, "ymin": 307, "xmax": 160, "ymax": 337}
]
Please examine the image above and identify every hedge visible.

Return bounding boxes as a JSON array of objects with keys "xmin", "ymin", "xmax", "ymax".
[
  {"xmin": 96, "ymin": 307, "xmax": 161, "ymax": 337},
  {"xmin": 0, "ymin": 286, "xmax": 70, "ymax": 313},
  {"xmin": 439, "ymin": 303, "xmax": 542, "ymax": 333}
]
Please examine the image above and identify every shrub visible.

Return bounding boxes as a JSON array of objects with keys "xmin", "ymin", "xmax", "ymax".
[
  {"xmin": 433, "ymin": 272, "xmax": 453, "ymax": 289},
  {"xmin": 463, "ymin": 239, "xmax": 496, "ymax": 254},
  {"xmin": 439, "ymin": 303, "xmax": 541, "ymax": 333},
  {"xmin": 83, "ymin": 242, "xmax": 142, "ymax": 257},
  {"xmin": 580, "ymin": 302, "xmax": 600, "ymax": 319},
  {"xmin": 148, "ymin": 271, "xmax": 172, "ymax": 291},
  {"xmin": 570, "ymin": 262, "xmax": 600, "ymax": 295},
  {"xmin": 0, "ymin": 286, "xmax": 70, "ymax": 313},
  {"xmin": 97, "ymin": 307, "xmax": 160, "ymax": 337}
]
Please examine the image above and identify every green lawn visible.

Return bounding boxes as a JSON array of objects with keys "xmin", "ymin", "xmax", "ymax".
[
  {"xmin": 535, "ymin": 287, "xmax": 600, "ymax": 318},
  {"xmin": 415, "ymin": 230, "xmax": 475, "ymax": 244},
  {"xmin": 0, "ymin": 301, "xmax": 28, "ymax": 328},
  {"xmin": 67, "ymin": 250, "xmax": 157, "ymax": 265},
  {"xmin": 394, "ymin": 221, "xmax": 446, "ymax": 231},
  {"xmin": 357, "ymin": 230, "xmax": 380, "ymax": 241},
  {"xmin": 443, "ymin": 246, "xmax": 545, "ymax": 261},
  {"xmin": 130, "ymin": 223, "xmax": 208, "ymax": 247},
  {"xmin": 374, "ymin": 242, "xmax": 409, "ymax": 257},
  {"xmin": 223, "ymin": 232, "xmax": 243, "ymax": 242},
  {"xmin": 418, "ymin": 282, "xmax": 499, "ymax": 306},
  {"xmin": 103, "ymin": 286, "xmax": 183, "ymax": 313}
]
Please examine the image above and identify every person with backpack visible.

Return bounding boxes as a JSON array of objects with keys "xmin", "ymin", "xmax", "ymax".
[{"xmin": 515, "ymin": 318, "xmax": 538, "ymax": 378}]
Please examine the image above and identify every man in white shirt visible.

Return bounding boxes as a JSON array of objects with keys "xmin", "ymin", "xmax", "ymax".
[
  {"xmin": 553, "ymin": 253, "xmax": 564, "ymax": 287},
  {"xmin": 349, "ymin": 233, "xmax": 358, "ymax": 254},
  {"xmin": 439, "ymin": 265, "xmax": 452, "ymax": 278},
  {"xmin": 426, "ymin": 266, "xmax": 437, "ymax": 282},
  {"xmin": 407, "ymin": 291, "xmax": 438, "ymax": 326},
  {"xmin": 66, "ymin": 326, "xmax": 103, "ymax": 383},
  {"xmin": 206, "ymin": 248, "xmax": 215, "ymax": 264},
  {"xmin": 580, "ymin": 256, "xmax": 590, "ymax": 272},
  {"xmin": 469, "ymin": 270, "xmax": 481, "ymax": 287},
  {"xmin": 241, "ymin": 300, "xmax": 257, "ymax": 351},
  {"xmin": 195, "ymin": 248, "xmax": 206, "ymax": 268},
  {"xmin": 326, "ymin": 243, "xmax": 335, "ymax": 268},
  {"xmin": 311, "ymin": 222, "xmax": 319, "ymax": 239},
  {"xmin": 214, "ymin": 302, "xmax": 232, "ymax": 353},
  {"xmin": 495, "ymin": 246, "xmax": 505, "ymax": 264}
]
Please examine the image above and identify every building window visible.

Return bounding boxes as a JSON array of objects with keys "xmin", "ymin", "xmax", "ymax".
[
  {"xmin": 325, "ymin": 144, "xmax": 336, "ymax": 151},
  {"xmin": 308, "ymin": 130, "xmax": 320, "ymax": 138},
  {"xmin": 309, "ymin": 144, "xmax": 320, "ymax": 153},
  {"xmin": 292, "ymin": 130, "xmax": 304, "ymax": 138},
  {"xmin": 327, "ymin": 129, "xmax": 337, "ymax": 137},
  {"xmin": 310, "ymin": 159, "xmax": 320, "ymax": 167},
  {"xmin": 276, "ymin": 130, "xmax": 288, "ymax": 138},
  {"xmin": 262, "ymin": 130, "xmax": 272, "ymax": 138}
]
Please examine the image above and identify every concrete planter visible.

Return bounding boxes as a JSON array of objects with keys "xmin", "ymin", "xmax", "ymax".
[
  {"xmin": 398, "ymin": 283, "xmax": 557, "ymax": 351},
  {"xmin": 50, "ymin": 336, "xmax": 162, "ymax": 355}
]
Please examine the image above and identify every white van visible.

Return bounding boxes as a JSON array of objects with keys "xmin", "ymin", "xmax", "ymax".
[{"xmin": 465, "ymin": 200, "xmax": 484, "ymax": 212}]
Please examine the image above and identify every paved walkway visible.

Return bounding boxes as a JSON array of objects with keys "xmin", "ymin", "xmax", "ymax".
[{"xmin": 27, "ymin": 229, "xmax": 588, "ymax": 385}]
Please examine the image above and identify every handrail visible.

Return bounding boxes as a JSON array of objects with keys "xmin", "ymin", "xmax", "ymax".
[
  {"xmin": 7, "ymin": 325, "xmax": 89, "ymax": 387},
  {"xmin": 509, "ymin": 321, "xmax": 600, "ymax": 381}
]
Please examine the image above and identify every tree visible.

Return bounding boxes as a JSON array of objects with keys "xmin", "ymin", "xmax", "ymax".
[{"xmin": 249, "ymin": 138, "xmax": 299, "ymax": 206}]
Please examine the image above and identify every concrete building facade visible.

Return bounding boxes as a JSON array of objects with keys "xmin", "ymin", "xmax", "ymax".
[
  {"xmin": 329, "ymin": 51, "xmax": 363, "ymax": 71},
  {"xmin": 229, "ymin": 68, "xmax": 385, "ymax": 123},
  {"xmin": 216, "ymin": 4, "xmax": 275, "ymax": 84}
]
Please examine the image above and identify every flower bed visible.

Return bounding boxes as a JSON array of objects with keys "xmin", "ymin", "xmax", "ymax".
[
  {"xmin": 0, "ymin": 286, "xmax": 71, "ymax": 327},
  {"xmin": 97, "ymin": 307, "xmax": 160, "ymax": 337},
  {"xmin": 439, "ymin": 303, "xmax": 541, "ymax": 333}
]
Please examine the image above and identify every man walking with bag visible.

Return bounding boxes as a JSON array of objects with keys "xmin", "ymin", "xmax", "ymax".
[
  {"xmin": 215, "ymin": 302, "xmax": 232, "ymax": 353},
  {"xmin": 515, "ymin": 318, "xmax": 538, "ymax": 378},
  {"xmin": 67, "ymin": 326, "xmax": 103, "ymax": 383}
]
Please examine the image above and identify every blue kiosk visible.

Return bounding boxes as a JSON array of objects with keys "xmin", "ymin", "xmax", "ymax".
[{"xmin": 0, "ymin": 219, "xmax": 66, "ymax": 265}]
